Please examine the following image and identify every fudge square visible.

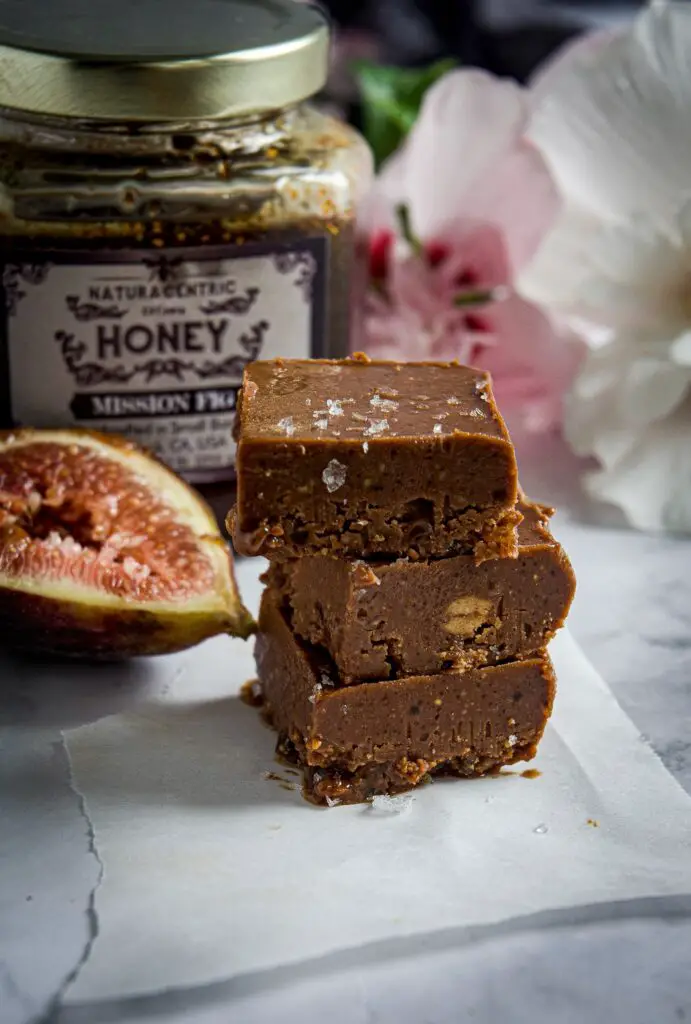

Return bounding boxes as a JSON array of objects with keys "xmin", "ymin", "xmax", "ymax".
[
  {"xmin": 266, "ymin": 500, "xmax": 576, "ymax": 684},
  {"xmin": 256, "ymin": 593, "xmax": 556, "ymax": 806},
  {"xmin": 230, "ymin": 356, "xmax": 520, "ymax": 561}
]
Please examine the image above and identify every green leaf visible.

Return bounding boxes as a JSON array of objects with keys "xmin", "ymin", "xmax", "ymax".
[{"xmin": 354, "ymin": 58, "xmax": 457, "ymax": 168}]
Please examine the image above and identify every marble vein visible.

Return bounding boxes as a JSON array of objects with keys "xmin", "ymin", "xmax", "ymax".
[
  {"xmin": 0, "ymin": 732, "xmax": 101, "ymax": 1024},
  {"xmin": 41, "ymin": 741, "xmax": 104, "ymax": 1023}
]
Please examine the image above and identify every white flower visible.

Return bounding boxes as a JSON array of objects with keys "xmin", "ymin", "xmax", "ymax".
[{"xmin": 521, "ymin": 2, "xmax": 691, "ymax": 532}]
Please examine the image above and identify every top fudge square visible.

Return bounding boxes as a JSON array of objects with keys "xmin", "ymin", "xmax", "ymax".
[{"xmin": 230, "ymin": 356, "xmax": 520, "ymax": 560}]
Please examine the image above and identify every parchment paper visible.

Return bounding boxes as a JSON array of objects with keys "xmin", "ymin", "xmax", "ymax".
[{"xmin": 62, "ymin": 561, "xmax": 691, "ymax": 1004}]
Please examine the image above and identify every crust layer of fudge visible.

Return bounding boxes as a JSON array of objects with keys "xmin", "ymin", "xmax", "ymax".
[
  {"xmin": 230, "ymin": 356, "xmax": 520, "ymax": 561},
  {"xmin": 256, "ymin": 594, "xmax": 555, "ymax": 805},
  {"xmin": 267, "ymin": 500, "xmax": 575, "ymax": 684},
  {"xmin": 300, "ymin": 754, "xmax": 527, "ymax": 807}
]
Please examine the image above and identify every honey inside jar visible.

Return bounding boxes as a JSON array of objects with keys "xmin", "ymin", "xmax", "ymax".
[{"xmin": 0, "ymin": 0, "xmax": 373, "ymax": 496}]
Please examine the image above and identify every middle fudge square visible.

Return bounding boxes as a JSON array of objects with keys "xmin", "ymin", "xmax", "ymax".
[
  {"xmin": 266, "ymin": 500, "xmax": 576, "ymax": 684},
  {"xmin": 230, "ymin": 356, "xmax": 521, "ymax": 561}
]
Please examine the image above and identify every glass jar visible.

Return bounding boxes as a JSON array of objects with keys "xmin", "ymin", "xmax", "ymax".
[{"xmin": 0, "ymin": 0, "xmax": 373, "ymax": 487}]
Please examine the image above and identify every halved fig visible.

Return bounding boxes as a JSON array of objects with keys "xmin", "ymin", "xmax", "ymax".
[{"xmin": 0, "ymin": 428, "xmax": 254, "ymax": 658}]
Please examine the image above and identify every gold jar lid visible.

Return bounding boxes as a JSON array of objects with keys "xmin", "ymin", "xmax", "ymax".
[{"xmin": 0, "ymin": 0, "xmax": 329, "ymax": 122}]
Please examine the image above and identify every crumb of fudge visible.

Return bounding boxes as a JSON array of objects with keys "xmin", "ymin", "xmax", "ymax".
[{"xmin": 240, "ymin": 679, "xmax": 263, "ymax": 707}]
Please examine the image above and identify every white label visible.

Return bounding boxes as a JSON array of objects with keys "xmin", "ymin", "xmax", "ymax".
[{"xmin": 2, "ymin": 240, "xmax": 326, "ymax": 479}]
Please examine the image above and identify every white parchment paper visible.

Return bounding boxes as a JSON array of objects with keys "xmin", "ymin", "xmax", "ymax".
[{"xmin": 62, "ymin": 561, "xmax": 691, "ymax": 1004}]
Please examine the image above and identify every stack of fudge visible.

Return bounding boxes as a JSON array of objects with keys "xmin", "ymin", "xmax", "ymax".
[{"xmin": 231, "ymin": 356, "xmax": 575, "ymax": 806}]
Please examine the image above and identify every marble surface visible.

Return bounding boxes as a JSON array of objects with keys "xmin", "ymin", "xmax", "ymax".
[{"xmin": 1, "ymin": 437, "xmax": 691, "ymax": 1024}]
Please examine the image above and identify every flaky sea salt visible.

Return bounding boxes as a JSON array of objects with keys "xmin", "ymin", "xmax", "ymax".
[
  {"xmin": 433, "ymin": 423, "xmax": 443, "ymax": 435},
  {"xmin": 363, "ymin": 419, "xmax": 389, "ymax": 437},
  {"xmin": 362, "ymin": 441, "xmax": 369, "ymax": 453},
  {"xmin": 507, "ymin": 733, "xmax": 518, "ymax": 747},
  {"xmin": 369, "ymin": 793, "xmax": 414, "ymax": 816},
  {"xmin": 325, "ymin": 796, "xmax": 341, "ymax": 807},
  {"xmin": 308, "ymin": 683, "xmax": 323, "ymax": 704},
  {"xmin": 469, "ymin": 408, "xmax": 484, "ymax": 418},
  {"xmin": 370, "ymin": 394, "xmax": 398, "ymax": 413},
  {"xmin": 326, "ymin": 399, "xmax": 344, "ymax": 417},
  {"xmin": 320, "ymin": 671, "xmax": 333, "ymax": 689},
  {"xmin": 322, "ymin": 458, "xmax": 347, "ymax": 493},
  {"xmin": 314, "ymin": 419, "xmax": 328, "ymax": 430},
  {"xmin": 447, "ymin": 396, "xmax": 461, "ymax": 405},
  {"xmin": 277, "ymin": 416, "xmax": 295, "ymax": 436}
]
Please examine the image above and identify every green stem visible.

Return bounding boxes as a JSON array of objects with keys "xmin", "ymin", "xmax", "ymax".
[
  {"xmin": 395, "ymin": 203, "xmax": 423, "ymax": 257},
  {"xmin": 454, "ymin": 286, "xmax": 509, "ymax": 308}
]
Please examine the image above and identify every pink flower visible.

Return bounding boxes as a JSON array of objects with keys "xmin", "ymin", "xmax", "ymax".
[{"xmin": 357, "ymin": 69, "xmax": 584, "ymax": 433}]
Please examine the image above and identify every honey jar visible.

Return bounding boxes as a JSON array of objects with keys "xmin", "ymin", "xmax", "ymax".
[{"xmin": 0, "ymin": 0, "xmax": 372, "ymax": 482}]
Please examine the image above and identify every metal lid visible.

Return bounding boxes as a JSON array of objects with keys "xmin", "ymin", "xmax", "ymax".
[{"xmin": 0, "ymin": 0, "xmax": 329, "ymax": 122}]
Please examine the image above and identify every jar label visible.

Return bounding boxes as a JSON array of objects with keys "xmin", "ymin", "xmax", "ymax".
[{"xmin": 0, "ymin": 238, "xmax": 327, "ymax": 479}]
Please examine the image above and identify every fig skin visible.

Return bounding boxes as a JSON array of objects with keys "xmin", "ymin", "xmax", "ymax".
[
  {"xmin": 0, "ymin": 574, "xmax": 254, "ymax": 659},
  {"xmin": 0, "ymin": 428, "xmax": 255, "ymax": 659}
]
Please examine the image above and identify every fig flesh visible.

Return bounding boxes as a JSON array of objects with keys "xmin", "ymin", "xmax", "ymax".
[{"xmin": 0, "ymin": 429, "xmax": 254, "ymax": 657}]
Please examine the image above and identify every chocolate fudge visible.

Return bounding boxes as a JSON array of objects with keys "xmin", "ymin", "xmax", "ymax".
[
  {"xmin": 230, "ymin": 356, "xmax": 520, "ymax": 561},
  {"xmin": 266, "ymin": 500, "xmax": 575, "ymax": 683},
  {"xmin": 256, "ymin": 593, "xmax": 556, "ymax": 806}
]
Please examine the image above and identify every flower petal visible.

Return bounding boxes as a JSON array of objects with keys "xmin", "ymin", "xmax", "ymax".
[
  {"xmin": 435, "ymin": 223, "xmax": 511, "ymax": 290},
  {"xmin": 357, "ymin": 149, "xmax": 406, "ymax": 236},
  {"xmin": 449, "ymin": 140, "xmax": 559, "ymax": 276},
  {"xmin": 400, "ymin": 69, "xmax": 528, "ymax": 238},
  {"xmin": 480, "ymin": 293, "xmax": 584, "ymax": 432},
  {"xmin": 529, "ymin": 4, "xmax": 691, "ymax": 229},
  {"xmin": 670, "ymin": 330, "xmax": 691, "ymax": 367},
  {"xmin": 518, "ymin": 204, "xmax": 603, "ymax": 312},
  {"xmin": 581, "ymin": 389, "xmax": 691, "ymax": 533},
  {"xmin": 565, "ymin": 341, "xmax": 690, "ymax": 463},
  {"xmin": 520, "ymin": 206, "xmax": 688, "ymax": 334},
  {"xmin": 529, "ymin": 27, "xmax": 621, "ymax": 105}
]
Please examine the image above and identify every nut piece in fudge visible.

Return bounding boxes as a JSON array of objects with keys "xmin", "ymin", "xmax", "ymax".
[
  {"xmin": 266, "ymin": 500, "xmax": 576, "ymax": 684},
  {"xmin": 230, "ymin": 356, "xmax": 520, "ymax": 560},
  {"xmin": 256, "ymin": 593, "xmax": 556, "ymax": 806}
]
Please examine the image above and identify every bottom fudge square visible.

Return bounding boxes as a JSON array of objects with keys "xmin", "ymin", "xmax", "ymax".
[
  {"xmin": 267, "ymin": 499, "xmax": 575, "ymax": 684},
  {"xmin": 255, "ymin": 593, "xmax": 556, "ymax": 806}
]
